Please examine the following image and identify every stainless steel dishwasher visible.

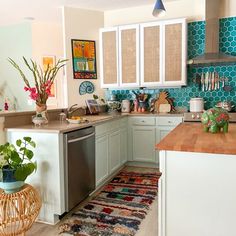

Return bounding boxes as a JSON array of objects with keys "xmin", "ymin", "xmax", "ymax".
[{"xmin": 64, "ymin": 126, "xmax": 95, "ymax": 212}]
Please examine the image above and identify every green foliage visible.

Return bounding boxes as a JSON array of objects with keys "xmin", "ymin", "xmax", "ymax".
[
  {"xmin": 93, "ymin": 94, "xmax": 106, "ymax": 104},
  {"xmin": 0, "ymin": 137, "xmax": 37, "ymax": 181}
]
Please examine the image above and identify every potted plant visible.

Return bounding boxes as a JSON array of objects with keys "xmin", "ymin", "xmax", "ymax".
[
  {"xmin": 0, "ymin": 137, "xmax": 36, "ymax": 194},
  {"xmin": 93, "ymin": 94, "xmax": 108, "ymax": 113}
]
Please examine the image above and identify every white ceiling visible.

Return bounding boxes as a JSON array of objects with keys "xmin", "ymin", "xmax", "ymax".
[{"xmin": 0, "ymin": 0, "xmax": 178, "ymax": 26}]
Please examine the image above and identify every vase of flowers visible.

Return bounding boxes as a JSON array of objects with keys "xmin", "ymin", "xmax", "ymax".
[{"xmin": 8, "ymin": 57, "xmax": 67, "ymax": 123}]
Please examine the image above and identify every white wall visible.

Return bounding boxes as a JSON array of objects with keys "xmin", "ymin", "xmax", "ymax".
[
  {"xmin": 104, "ymin": 0, "xmax": 205, "ymax": 26},
  {"xmin": 31, "ymin": 21, "xmax": 65, "ymax": 109},
  {"xmin": 62, "ymin": 7, "xmax": 104, "ymax": 108},
  {"xmin": 104, "ymin": 0, "xmax": 236, "ymax": 27},
  {"xmin": 0, "ymin": 22, "xmax": 33, "ymax": 111}
]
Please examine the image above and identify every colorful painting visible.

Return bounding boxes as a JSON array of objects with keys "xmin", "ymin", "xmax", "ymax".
[
  {"xmin": 71, "ymin": 39, "xmax": 97, "ymax": 79},
  {"xmin": 42, "ymin": 56, "xmax": 56, "ymax": 97}
]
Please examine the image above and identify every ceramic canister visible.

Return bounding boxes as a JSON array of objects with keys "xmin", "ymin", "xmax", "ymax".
[
  {"xmin": 121, "ymin": 100, "xmax": 131, "ymax": 113},
  {"xmin": 189, "ymin": 97, "xmax": 205, "ymax": 112}
]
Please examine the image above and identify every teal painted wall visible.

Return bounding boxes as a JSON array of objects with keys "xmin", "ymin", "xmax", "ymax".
[
  {"xmin": 0, "ymin": 22, "xmax": 33, "ymax": 111},
  {"xmin": 107, "ymin": 17, "xmax": 236, "ymax": 111}
]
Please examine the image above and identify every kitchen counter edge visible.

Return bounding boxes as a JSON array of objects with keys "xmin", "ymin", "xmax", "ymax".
[
  {"xmin": 6, "ymin": 113, "xmax": 184, "ymax": 134},
  {"xmin": 156, "ymin": 122, "xmax": 236, "ymax": 155}
]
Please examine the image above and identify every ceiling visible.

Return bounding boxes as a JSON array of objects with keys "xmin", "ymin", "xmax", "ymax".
[{"xmin": 0, "ymin": 0, "xmax": 178, "ymax": 25}]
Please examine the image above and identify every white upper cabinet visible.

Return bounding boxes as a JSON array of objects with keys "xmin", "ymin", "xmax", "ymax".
[
  {"xmin": 100, "ymin": 27, "xmax": 119, "ymax": 88},
  {"xmin": 162, "ymin": 18, "xmax": 187, "ymax": 86},
  {"xmin": 140, "ymin": 21, "xmax": 163, "ymax": 87},
  {"xmin": 100, "ymin": 18, "xmax": 187, "ymax": 89},
  {"xmin": 119, "ymin": 24, "xmax": 140, "ymax": 87}
]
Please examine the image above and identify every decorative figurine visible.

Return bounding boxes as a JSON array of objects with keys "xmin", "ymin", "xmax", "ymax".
[{"xmin": 201, "ymin": 107, "xmax": 229, "ymax": 133}]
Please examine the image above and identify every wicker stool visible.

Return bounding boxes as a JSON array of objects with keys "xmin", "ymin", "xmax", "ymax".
[{"xmin": 0, "ymin": 184, "xmax": 41, "ymax": 236}]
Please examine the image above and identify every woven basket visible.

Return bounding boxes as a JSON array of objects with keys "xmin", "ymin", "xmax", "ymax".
[{"xmin": 0, "ymin": 184, "xmax": 41, "ymax": 236}]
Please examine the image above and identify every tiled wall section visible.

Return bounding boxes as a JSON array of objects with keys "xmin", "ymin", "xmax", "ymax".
[{"xmin": 106, "ymin": 17, "xmax": 236, "ymax": 110}]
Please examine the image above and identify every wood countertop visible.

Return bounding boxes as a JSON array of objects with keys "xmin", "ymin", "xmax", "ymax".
[{"xmin": 156, "ymin": 122, "xmax": 236, "ymax": 155}]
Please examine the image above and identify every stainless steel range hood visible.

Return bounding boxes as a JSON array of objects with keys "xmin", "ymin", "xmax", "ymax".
[{"xmin": 188, "ymin": 0, "xmax": 236, "ymax": 66}]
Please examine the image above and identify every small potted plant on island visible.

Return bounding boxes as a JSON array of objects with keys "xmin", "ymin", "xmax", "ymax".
[{"xmin": 0, "ymin": 137, "xmax": 36, "ymax": 194}]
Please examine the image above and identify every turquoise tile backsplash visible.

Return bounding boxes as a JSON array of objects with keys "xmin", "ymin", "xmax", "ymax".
[{"xmin": 107, "ymin": 17, "xmax": 236, "ymax": 110}]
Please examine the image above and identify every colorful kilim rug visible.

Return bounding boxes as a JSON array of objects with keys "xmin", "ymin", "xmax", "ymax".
[{"xmin": 59, "ymin": 169, "xmax": 161, "ymax": 236}]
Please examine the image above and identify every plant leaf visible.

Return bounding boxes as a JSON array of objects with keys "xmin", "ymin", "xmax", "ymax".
[
  {"xmin": 93, "ymin": 94, "xmax": 98, "ymax": 99},
  {"xmin": 29, "ymin": 141, "xmax": 36, "ymax": 148},
  {"xmin": 10, "ymin": 151, "xmax": 22, "ymax": 164},
  {"xmin": 23, "ymin": 137, "xmax": 32, "ymax": 143},
  {"xmin": 14, "ymin": 163, "xmax": 36, "ymax": 181},
  {"xmin": 16, "ymin": 139, "xmax": 22, "ymax": 147},
  {"xmin": 25, "ymin": 149, "xmax": 34, "ymax": 160}
]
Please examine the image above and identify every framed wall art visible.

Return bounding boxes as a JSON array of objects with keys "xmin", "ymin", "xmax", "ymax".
[{"xmin": 71, "ymin": 39, "xmax": 97, "ymax": 79}]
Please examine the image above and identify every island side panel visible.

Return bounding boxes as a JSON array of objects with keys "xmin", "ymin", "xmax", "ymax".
[
  {"xmin": 7, "ymin": 131, "xmax": 65, "ymax": 225},
  {"xmin": 159, "ymin": 150, "xmax": 236, "ymax": 236}
]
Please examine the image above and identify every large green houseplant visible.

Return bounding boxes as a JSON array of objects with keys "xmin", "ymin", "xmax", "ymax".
[{"xmin": 0, "ymin": 137, "xmax": 36, "ymax": 193}]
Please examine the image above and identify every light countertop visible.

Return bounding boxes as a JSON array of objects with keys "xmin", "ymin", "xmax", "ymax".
[
  {"xmin": 6, "ymin": 112, "xmax": 184, "ymax": 134},
  {"xmin": 156, "ymin": 122, "xmax": 236, "ymax": 155}
]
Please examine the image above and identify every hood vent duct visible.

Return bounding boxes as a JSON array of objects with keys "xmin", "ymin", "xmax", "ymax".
[{"xmin": 188, "ymin": 0, "xmax": 236, "ymax": 66}]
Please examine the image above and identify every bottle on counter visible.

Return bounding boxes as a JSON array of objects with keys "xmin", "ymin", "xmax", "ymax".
[{"xmin": 4, "ymin": 98, "xmax": 9, "ymax": 111}]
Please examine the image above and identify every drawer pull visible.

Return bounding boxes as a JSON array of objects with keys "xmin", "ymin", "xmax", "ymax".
[{"xmin": 168, "ymin": 121, "xmax": 172, "ymax": 123}]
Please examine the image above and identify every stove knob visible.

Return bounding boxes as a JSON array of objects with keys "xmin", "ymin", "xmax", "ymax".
[
  {"xmin": 196, "ymin": 114, "xmax": 200, "ymax": 119},
  {"xmin": 191, "ymin": 114, "xmax": 195, "ymax": 119}
]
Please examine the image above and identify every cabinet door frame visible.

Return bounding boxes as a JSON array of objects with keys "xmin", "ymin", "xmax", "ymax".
[
  {"xmin": 95, "ymin": 134, "xmax": 109, "ymax": 187},
  {"xmin": 120, "ymin": 127, "xmax": 128, "ymax": 165},
  {"xmin": 99, "ymin": 27, "xmax": 119, "ymax": 88},
  {"xmin": 162, "ymin": 18, "xmax": 187, "ymax": 86},
  {"xmin": 140, "ymin": 21, "xmax": 164, "ymax": 87},
  {"xmin": 118, "ymin": 24, "xmax": 140, "ymax": 87},
  {"xmin": 132, "ymin": 126, "xmax": 157, "ymax": 163},
  {"xmin": 109, "ymin": 129, "xmax": 121, "ymax": 174}
]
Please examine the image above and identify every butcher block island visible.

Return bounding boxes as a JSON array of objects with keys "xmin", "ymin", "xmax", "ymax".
[{"xmin": 156, "ymin": 123, "xmax": 236, "ymax": 236}]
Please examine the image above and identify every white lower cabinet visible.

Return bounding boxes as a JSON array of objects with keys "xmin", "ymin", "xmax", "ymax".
[
  {"xmin": 156, "ymin": 126, "xmax": 173, "ymax": 142},
  {"xmin": 109, "ymin": 130, "xmax": 121, "ymax": 173},
  {"xmin": 120, "ymin": 128, "xmax": 128, "ymax": 164},
  {"xmin": 95, "ymin": 134, "xmax": 109, "ymax": 186},
  {"xmin": 156, "ymin": 116, "xmax": 183, "ymax": 148},
  {"xmin": 95, "ymin": 116, "xmax": 183, "ymax": 186},
  {"xmin": 132, "ymin": 126, "xmax": 156, "ymax": 162},
  {"xmin": 95, "ymin": 117, "xmax": 127, "ymax": 187},
  {"xmin": 129, "ymin": 116, "xmax": 183, "ymax": 165},
  {"xmin": 129, "ymin": 117, "xmax": 157, "ymax": 163}
]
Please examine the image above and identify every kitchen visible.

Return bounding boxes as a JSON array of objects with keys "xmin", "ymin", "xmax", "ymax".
[{"xmin": 0, "ymin": 0, "xmax": 236, "ymax": 236}]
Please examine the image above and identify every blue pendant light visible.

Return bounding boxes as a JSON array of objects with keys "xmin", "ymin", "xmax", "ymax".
[{"xmin": 152, "ymin": 0, "xmax": 166, "ymax": 17}]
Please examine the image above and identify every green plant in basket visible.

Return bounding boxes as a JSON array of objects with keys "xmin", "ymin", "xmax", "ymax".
[{"xmin": 0, "ymin": 137, "xmax": 37, "ymax": 183}]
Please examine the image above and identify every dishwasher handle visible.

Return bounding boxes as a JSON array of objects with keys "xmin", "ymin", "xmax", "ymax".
[{"xmin": 68, "ymin": 132, "xmax": 95, "ymax": 143}]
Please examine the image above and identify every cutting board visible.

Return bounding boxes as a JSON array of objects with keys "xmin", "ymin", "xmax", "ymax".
[{"xmin": 155, "ymin": 91, "xmax": 174, "ymax": 113}]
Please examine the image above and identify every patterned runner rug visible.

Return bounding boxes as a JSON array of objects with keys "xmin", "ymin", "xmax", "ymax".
[{"xmin": 59, "ymin": 168, "xmax": 161, "ymax": 236}]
